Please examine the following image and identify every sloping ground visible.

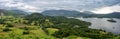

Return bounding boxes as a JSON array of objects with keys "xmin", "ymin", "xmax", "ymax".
[
  {"xmin": 0, "ymin": 14, "xmax": 117, "ymax": 39},
  {"xmin": 0, "ymin": 9, "xmax": 28, "ymax": 16}
]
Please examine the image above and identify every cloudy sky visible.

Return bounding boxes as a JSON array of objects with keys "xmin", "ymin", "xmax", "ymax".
[{"xmin": 0, "ymin": 0, "xmax": 120, "ymax": 14}]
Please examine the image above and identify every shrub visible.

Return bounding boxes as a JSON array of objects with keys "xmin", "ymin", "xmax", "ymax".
[
  {"xmin": 3, "ymin": 28, "xmax": 11, "ymax": 32},
  {"xmin": 6, "ymin": 24, "xmax": 14, "ymax": 27},
  {"xmin": 23, "ymin": 31, "xmax": 29, "ymax": 35}
]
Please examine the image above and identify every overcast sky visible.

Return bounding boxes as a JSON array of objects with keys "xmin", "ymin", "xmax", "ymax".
[{"xmin": 0, "ymin": 0, "xmax": 120, "ymax": 14}]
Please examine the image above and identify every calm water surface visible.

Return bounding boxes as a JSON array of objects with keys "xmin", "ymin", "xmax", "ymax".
[{"xmin": 76, "ymin": 18, "xmax": 120, "ymax": 35}]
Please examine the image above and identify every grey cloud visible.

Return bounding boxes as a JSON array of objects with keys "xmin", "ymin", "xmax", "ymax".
[
  {"xmin": 0, "ymin": 0, "xmax": 120, "ymax": 12},
  {"xmin": 23, "ymin": 0, "xmax": 120, "ymax": 10}
]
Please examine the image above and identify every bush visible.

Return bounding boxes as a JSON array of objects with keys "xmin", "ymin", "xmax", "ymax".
[
  {"xmin": 3, "ymin": 28, "xmax": 11, "ymax": 32},
  {"xmin": 23, "ymin": 31, "xmax": 29, "ymax": 35},
  {"xmin": 6, "ymin": 24, "xmax": 14, "ymax": 27}
]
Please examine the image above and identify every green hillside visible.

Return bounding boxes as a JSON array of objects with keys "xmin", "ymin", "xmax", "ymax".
[
  {"xmin": 0, "ymin": 13, "xmax": 119, "ymax": 39},
  {"xmin": 0, "ymin": 9, "xmax": 28, "ymax": 16}
]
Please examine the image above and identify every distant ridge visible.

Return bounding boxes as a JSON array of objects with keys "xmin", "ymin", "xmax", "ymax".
[
  {"xmin": 41, "ymin": 10, "xmax": 120, "ymax": 18},
  {"xmin": 41, "ymin": 10, "xmax": 93, "ymax": 17},
  {"xmin": 0, "ymin": 9, "xmax": 28, "ymax": 16}
]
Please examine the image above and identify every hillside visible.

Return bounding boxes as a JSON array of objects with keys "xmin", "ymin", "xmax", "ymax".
[
  {"xmin": 0, "ymin": 9, "xmax": 28, "ymax": 16},
  {"xmin": 0, "ymin": 13, "xmax": 117, "ymax": 39}
]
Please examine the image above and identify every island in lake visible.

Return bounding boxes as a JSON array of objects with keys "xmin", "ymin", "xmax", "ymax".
[{"xmin": 107, "ymin": 19, "xmax": 117, "ymax": 23}]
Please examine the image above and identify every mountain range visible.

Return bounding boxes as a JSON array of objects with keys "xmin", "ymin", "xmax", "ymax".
[
  {"xmin": 0, "ymin": 9, "xmax": 120, "ymax": 18},
  {"xmin": 41, "ymin": 10, "xmax": 120, "ymax": 18},
  {"xmin": 41, "ymin": 10, "xmax": 93, "ymax": 17}
]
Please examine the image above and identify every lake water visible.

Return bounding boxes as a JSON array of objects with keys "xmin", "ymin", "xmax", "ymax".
[{"xmin": 76, "ymin": 18, "xmax": 120, "ymax": 35}]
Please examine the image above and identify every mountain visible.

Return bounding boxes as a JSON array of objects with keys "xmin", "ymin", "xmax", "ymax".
[
  {"xmin": 11, "ymin": 10, "xmax": 29, "ymax": 15},
  {"xmin": 41, "ymin": 10, "xmax": 120, "ymax": 18},
  {"xmin": 87, "ymin": 12, "xmax": 120, "ymax": 18},
  {"xmin": 105, "ymin": 12, "xmax": 120, "ymax": 18},
  {"xmin": 82, "ymin": 11, "xmax": 94, "ymax": 14},
  {"xmin": 0, "ymin": 9, "xmax": 28, "ymax": 16},
  {"xmin": 41, "ymin": 10, "xmax": 93, "ymax": 17}
]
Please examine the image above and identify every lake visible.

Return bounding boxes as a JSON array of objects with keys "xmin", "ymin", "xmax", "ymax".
[{"xmin": 76, "ymin": 18, "xmax": 120, "ymax": 35}]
